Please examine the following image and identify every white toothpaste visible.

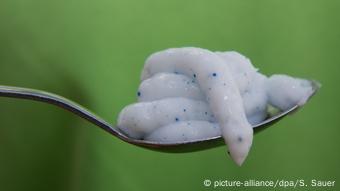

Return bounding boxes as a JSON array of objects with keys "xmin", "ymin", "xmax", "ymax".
[{"xmin": 117, "ymin": 47, "xmax": 314, "ymax": 166}]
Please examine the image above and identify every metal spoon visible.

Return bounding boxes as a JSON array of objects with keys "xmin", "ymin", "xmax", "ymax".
[{"xmin": 0, "ymin": 80, "xmax": 320, "ymax": 153}]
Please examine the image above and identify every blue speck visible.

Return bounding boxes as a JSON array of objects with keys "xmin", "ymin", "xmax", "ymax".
[
  {"xmin": 174, "ymin": 71, "xmax": 179, "ymax": 74},
  {"xmin": 137, "ymin": 91, "xmax": 141, "ymax": 97},
  {"xmin": 175, "ymin": 117, "xmax": 179, "ymax": 122},
  {"xmin": 183, "ymin": 109, "xmax": 186, "ymax": 112},
  {"xmin": 193, "ymin": 74, "xmax": 197, "ymax": 78},
  {"xmin": 205, "ymin": 112, "xmax": 208, "ymax": 115},
  {"xmin": 212, "ymin": 73, "xmax": 217, "ymax": 77}
]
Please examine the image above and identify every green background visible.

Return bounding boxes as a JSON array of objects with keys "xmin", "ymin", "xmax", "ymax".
[{"xmin": 0, "ymin": 0, "xmax": 339, "ymax": 190}]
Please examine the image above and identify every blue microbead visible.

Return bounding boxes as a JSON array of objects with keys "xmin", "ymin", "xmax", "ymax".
[
  {"xmin": 183, "ymin": 109, "xmax": 186, "ymax": 112},
  {"xmin": 193, "ymin": 74, "xmax": 197, "ymax": 78},
  {"xmin": 212, "ymin": 73, "xmax": 217, "ymax": 77},
  {"xmin": 175, "ymin": 117, "xmax": 179, "ymax": 122},
  {"xmin": 137, "ymin": 91, "xmax": 141, "ymax": 96}
]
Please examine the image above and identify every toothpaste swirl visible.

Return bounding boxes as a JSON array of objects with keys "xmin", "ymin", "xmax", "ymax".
[{"xmin": 117, "ymin": 47, "xmax": 316, "ymax": 166}]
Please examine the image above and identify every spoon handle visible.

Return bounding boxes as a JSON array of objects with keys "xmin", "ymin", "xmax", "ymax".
[{"xmin": 0, "ymin": 85, "xmax": 121, "ymax": 137}]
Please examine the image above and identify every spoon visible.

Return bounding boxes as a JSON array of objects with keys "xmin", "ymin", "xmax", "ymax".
[{"xmin": 0, "ymin": 81, "xmax": 320, "ymax": 153}]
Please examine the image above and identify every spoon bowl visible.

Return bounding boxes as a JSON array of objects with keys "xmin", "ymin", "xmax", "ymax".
[{"xmin": 0, "ymin": 80, "xmax": 320, "ymax": 153}]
